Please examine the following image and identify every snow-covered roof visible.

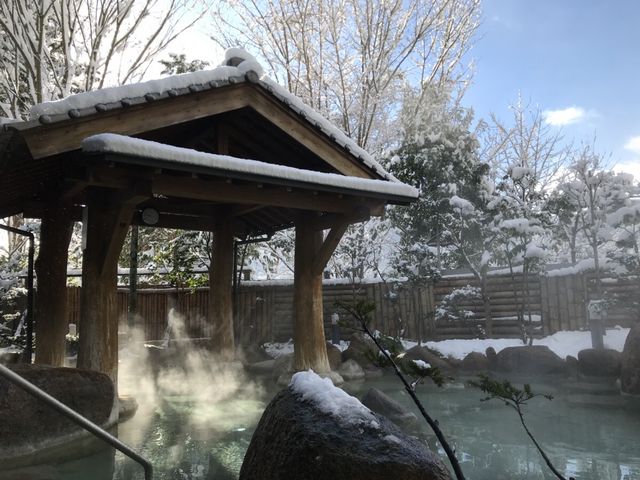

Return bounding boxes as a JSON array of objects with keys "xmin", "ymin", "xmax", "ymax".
[
  {"xmin": 29, "ymin": 48, "xmax": 395, "ymax": 182},
  {"xmin": 82, "ymin": 133, "xmax": 418, "ymax": 200}
]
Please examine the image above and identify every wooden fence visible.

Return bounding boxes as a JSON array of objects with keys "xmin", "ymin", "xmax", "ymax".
[{"xmin": 60, "ymin": 271, "xmax": 640, "ymax": 343}]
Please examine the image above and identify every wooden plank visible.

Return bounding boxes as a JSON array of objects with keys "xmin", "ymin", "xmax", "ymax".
[{"xmin": 23, "ymin": 85, "xmax": 252, "ymax": 159}]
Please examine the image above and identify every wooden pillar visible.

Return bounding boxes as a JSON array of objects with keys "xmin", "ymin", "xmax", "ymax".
[
  {"xmin": 293, "ymin": 217, "xmax": 349, "ymax": 373},
  {"xmin": 34, "ymin": 204, "xmax": 73, "ymax": 366},
  {"xmin": 294, "ymin": 220, "xmax": 329, "ymax": 372},
  {"xmin": 209, "ymin": 217, "xmax": 235, "ymax": 355},
  {"xmin": 77, "ymin": 188, "xmax": 142, "ymax": 382}
]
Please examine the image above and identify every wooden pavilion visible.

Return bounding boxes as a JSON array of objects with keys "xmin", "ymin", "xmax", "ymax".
[{"xmin": 0, "ymin": 49, "xmax": 417, "ymax": 383}]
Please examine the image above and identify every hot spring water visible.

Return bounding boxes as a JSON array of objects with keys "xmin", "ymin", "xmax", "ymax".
[{"xmin": 15, "ymin": 373, "xmax": 640, "ymax": 480}]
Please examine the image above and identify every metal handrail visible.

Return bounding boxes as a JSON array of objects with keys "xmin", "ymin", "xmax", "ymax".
[{"xmin": 0, "ymin": 364, "xmax": 153, "ymax": 479}]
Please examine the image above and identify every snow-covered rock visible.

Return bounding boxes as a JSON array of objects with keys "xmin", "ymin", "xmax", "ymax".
[{"xmin": 240, "ymin": 371, "xmax": 451, "ymax": 480}]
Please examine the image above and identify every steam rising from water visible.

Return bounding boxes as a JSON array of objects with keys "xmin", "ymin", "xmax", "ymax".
[{"xmin": 118, "ymin": 309, "xmax": 266, "ymax": 449}]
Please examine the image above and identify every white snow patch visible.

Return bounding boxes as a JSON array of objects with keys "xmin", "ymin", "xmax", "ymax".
[
  {"xmin": 289, "ymin": 370, "xmax": 377, "ymax": 427},
  {"xmin": 263, "ymin": 340, "xmax": 294, "ymax": 358},
  {"xmin": 525, "ymin": 243, "xmax": 547, "ymax": 259},
  {"xmin": 81, "ymin": 134, "xmax": 418, "ymax": 199},
  {"xmin": 403, "ymin": 327, "xmax": 630, "ymax": 360},
  {"xmin": 449, "ymin": 195, "xmax": 474, "ymax": 214},
  {"xmin": 31, "ymin": 65, "xmax": 240, "ymax": 117},
  {"xmin": 412, "ymin": 359, "xmax": 431, "ymax": 369},
  {"xmin": 510, "ymin": 166, "xmax": 531, "ymax": 180}
]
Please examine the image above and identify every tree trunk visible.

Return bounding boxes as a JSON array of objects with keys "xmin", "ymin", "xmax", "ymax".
[
  {"xmin": 480, "ymin": 275, "xmax": 493, "ymax": 337},
  {"xmin": 34, "ymin": 205, "xmax": 73, "ymax": 366}
]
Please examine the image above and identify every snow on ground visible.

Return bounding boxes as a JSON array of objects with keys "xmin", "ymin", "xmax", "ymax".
[
  {"xmin": 290, "ymin": 370, "xmax": 378, "ymax": 428},
  {"xmin": 264, "ymin": 327, "xmax": 630, "ymax": 362},
  {"xmin": 403, "ymin": 326, "xmax": 630, "ymax": 360}
]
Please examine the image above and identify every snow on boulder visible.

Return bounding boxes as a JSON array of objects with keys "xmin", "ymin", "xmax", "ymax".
[{"xmin": 240, "ymin": 370, "xmax": 451, "ymax": 480}]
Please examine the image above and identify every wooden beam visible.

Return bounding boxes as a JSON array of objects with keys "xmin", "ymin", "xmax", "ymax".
[
  {"xmin": 308, "ymin": 210, "xmax": 370, "ymax": 231},
  {"xmin": 21, "ymin": 85, "xmax": 252, "ymax": 159},
  {"xmin": 247, "ymin": 88, "xmax": 374, "ymax": 179},
  {"xmin": 229, "ymin": 204, "xmax": 265, "ymax": 217},
  {"xmin": 84, "ymin": 166, "xmax": 378, "ymax": 214},
  {"xmin": 101, "ymin": 183, "xmax": 151, "ymax": 274},
  {"xmin": 312, "ymin": 219, "xmax": 351, "ymax": 276}
]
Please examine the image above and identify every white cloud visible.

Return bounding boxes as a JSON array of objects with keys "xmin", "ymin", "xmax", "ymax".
[
  {"xmin": 614, "ymin": 161, "xmax": 640, "ymax": 182},
  {"xmin": 543, "ymin": 107, "xmax": 586, "ymax": 126},
  {"xmin": 624, "ymin": 136, "xmax": 640, "ymax": 154}
]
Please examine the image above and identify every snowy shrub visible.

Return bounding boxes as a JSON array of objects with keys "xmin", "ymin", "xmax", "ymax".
[{"xmin": 436, "ymin": 285, "xmax": 482, "ymax": 323}]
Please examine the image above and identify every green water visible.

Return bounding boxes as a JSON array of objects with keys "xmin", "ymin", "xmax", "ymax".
[{"xmin": 8, "ymin": 375, "xmax": 640, "ymax": 480}]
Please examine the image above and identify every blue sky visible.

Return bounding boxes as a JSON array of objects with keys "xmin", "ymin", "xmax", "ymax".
[{"xmin": 463, "ymin": 0, "xmax": 640, "ymax": 176}]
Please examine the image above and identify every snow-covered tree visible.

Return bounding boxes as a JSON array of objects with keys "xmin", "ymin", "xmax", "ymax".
[
  {"xmin": 211, "ymin": 0, "xmax": 480, "ymax": 151},
  {"xmin": 555, "ymin": 148, "xmax": 629, "ymax": 294},
  {"xmin": 388, "ymin": 85, "xmax": 485, "ymax": 280},
  {"xmin": 0, "ymin": 0, "xmax": 208, "ymax": 119},
  {"xmin": 480, "ymin": 100, "xmax": 570, "ymax": 339}
]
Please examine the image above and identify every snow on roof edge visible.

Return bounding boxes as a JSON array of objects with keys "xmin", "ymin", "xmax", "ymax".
[
  {"xmin": 81, "ymin": 133, "xmax": 418, "ymax": 200},
  {"xmin": 29, "ymin": 48, "xmax": 398, "ymax": 183}
]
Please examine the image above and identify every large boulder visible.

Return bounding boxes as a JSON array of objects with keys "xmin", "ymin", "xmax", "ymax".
[
  {"xmin": 401, "ymin": 345, "xmax": 451, "ymax": 371},
  {"xmin": 361, "ymin": 388, "xmax": 417, "ymax": 430},
  {"xmin": 494, "ymin": 345, "xmax": 566, "ymax": 375},
  {"xmin": 342, "ymin": 332, "xmax": 377, "ymax": 367},
  {"xmin": 272, "ymin": 353, "xmax": 294, "ymax": 381},
  {"xmin": 245, "ymin": 359, "xmax": 276, "ymax": 375},
  {"xmin": 326, "ymin": 342, "xmax": 343, "ymax": 371},
  {"xmin": 621, "ymin": 323, "xmax": 640, "ymax": 394},
  {"xmin": 577, "ymin": 348, "xmax": 621, "ymax": 377},
  {"xmin": 338, "ymin": 359, "xmax": 366, "ymax": 381},
  {"xmin": 240, "ymin": 373, "xmax": 451, "ymax": 480},
  {"xmin": 241, "ymin": 344, "xmax": 273, "ymax": 364},
  {"xmin": 460, "ymin": 352, "xmax": 490, "ymax": 372},
  {"xmin": 0, "ymin": 365, "xmax": 115, "ymax": 457}
]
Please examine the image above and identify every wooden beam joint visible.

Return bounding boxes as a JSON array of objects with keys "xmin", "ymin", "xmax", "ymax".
[{"xmin": 312, "ymin": 218, "xmax": 351, "ymax": 276}]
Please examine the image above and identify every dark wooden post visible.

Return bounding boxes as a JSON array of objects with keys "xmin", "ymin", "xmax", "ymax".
[
  {"xmin": 128, "ymin": 225, "xmax": 138, "ymax": 329},
  {"xmin": 293, "ymin": 217, "xmax": 349, "ymax": 373},
  {"xmin": 34, "ymin": 204, "xmax": 73, "ymax": 366},
  {"xmin": 209, "ymin": 217, "xmax": 235, "ymax": 355},
  {"xmin": 77, "ymin": 188, "xmax": 144, "ymax": 382}
]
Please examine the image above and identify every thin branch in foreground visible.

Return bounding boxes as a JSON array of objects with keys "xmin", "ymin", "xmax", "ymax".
[
  {"xmin": 469, "ymin": 374, "xmax": 571, "ymax": 480},
  {"xmin": 337, "ymin": 300, "xmax": 466, "ymax": 480}
]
